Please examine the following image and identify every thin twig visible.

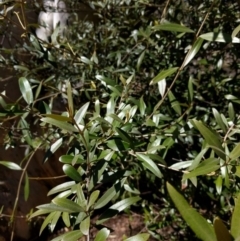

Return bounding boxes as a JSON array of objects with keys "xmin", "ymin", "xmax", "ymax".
[{"xmin": 10, "ymin": 144, "xmax": 41, "ymax": 241}]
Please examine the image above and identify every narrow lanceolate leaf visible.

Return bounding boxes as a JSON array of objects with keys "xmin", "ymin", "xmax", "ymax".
[
  {"xmin": 115, "ymin": 127, "xmax": 133, "ymax": 145},
  {"xmin": 43, "ymin": 138, "xmax": 63, "ymax": 163},
  {"xmin": 183, "ymin": 158, "xmax": 219, "ymax": 179},
  {"xmin": 200, "ymin": 32, "xmax": 240, "ymax": 43},
  {"xmin": 50, "ymin": 230, "xmax": 83, "ymax": 241},
  {"xmin": 136, "ymin": 153, "xmax": 162, "ymax": 178},
  {"xmin": 63, "ymin": 164, "xmax": 82, "ymax": 182},
  {"xmin": 50, "ymin": 211, "xmax": 61, "ymax": 233},
  {"xmin": 74, "ymin": 102, "xmax": 90, "ymax": 124},
  {"xmin": 215, "ymin": 176, "xmax": 222, "ymax": 195},
  {"xmin": 167, "ymin": 182, "xmax": 217, "ymax": 241},
  {"xmin": 29, "ymin": 209, "xmax": 52, "ymax": 219},
  {"xmin": 124, "ymin": 233, "xmax": 150, "ymax": 241},
  {"xmin": 94, "ymin": 228, "xmax": 110, "ymax": 241},
  {"xmin": 19, "ymin": 77, "xmax": 33, "ymax": 105},
  {"xmin": 41, "ymin": 117, "xmax": 78, "ymax": 132},
  {"xmin": 24, "ymin": 173, "xmax": 29, "ymax": 201},
  {"xmin": 183, "ymin": 37, "xmax": 203, "ymax": 67},
  {"xmin": 52, "ymin": 198, "xmax": 84, "ymax": 212},
  {"xmin": 153, "ymin": 23, "xmax": 194, "ymax": 33},
  {"xmin": 168, "ymin": 90, "xmax": 182, "ymax": 115},
  {"xmin": 0, "ymin": 161, "xmax": 22, "ymax": 170},
  {"xmin": 95, "ymin": 181, "xmax": 125, "ymax": 209},
  {"xmin": 87, "ymin": 190, "xmax": 100, "ymax": 210},
  {"xmin": 232, "ymin": 24, "xmax": 240, "ymax": 38},
  {"xmin": 191, "ymin": 120, "xmax": 225, "ymax": 160},
  {"xmin": 158, "ymin": 79, "xmax": 166, "ymax": 98},
  {"xmin": 231, "ymin": 193, "xmax": 240, "ymax": 239},
  {"xmin": 80, "ymin": 216, "xmax": 90, "ymax": 235},
  {"xmin": 109, "ymin": 196, "xmax": 141, "ymax": 212},
  {"xmin": 214, "ymin": 217, "xmax": 232, "ymax": 241},
  {"xmin": 40, "ymin": 212, "xmax": 55, "ymax": 235},
  {"xmin": 188, "ymin": 77, "xmax": 194, "ymax": 102},
  {"xmin": 212, "ymin": 108, "xmax": 227, "ymax": 133},
  {"xmin": 229, "ymin": 143, "xmax": 240, "ymax": 161},
  {"xmin": 48, "ymin": 181, "xmax": 76, "ymax": 196},
  {"xmin": 37, "ymin": 203, "xmax": 79, "ymax": 213},
  {"xmin": 137, "ymin": 50, "xmax": 146, "ymax": 71},
  {"xmin": 150, "ymin": 67, "xmax": 178, "ymax": 85},
  {"xmin": 43, "ymin": 114, "xmax": 71, "ymax": 122},
  {"xmin": 62, "ymin": 212, "xmax": 71, "ymax": 227},
  {"xmin": 67, "ymin": 81, "xmax": 74, "ymax": 116}
]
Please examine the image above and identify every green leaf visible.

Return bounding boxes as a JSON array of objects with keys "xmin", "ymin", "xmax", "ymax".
[
  {"xmin": 124, "ymin": 233, "xmax": 150, "ymax": 241},
  {"xmin": 29, "ymin": 209, "xmax": 52, "ymax": 219},
  {"xmin": 50, "ymin": 230, "xmax": 83, "ymax": 241},
  {"xmin": 183, "ymin": 37, "xmax": 203, "ymax": 67},
  {"xmin": 20, "ymin": 118, "xmax": 32, "ymax": 146},
  {"xmin": 228, "ymin": 103, "xmax": 235, "ymax": 122},
  {"xmin": 50, "ymin": 211, "xmax": 61, "ymax": 233},
  {"xmin": 62, "ymin": 212, "xmax": 71, "ymax": 227},
  {"xmin": 43, "ymin": 138, "xmax": 63, "ymax": 163},
  {"xmin": 183, "ymin": 158, "xmax": 219, "ymax": 179},
  {"xmin": 80, "ymin": 216, "xmax": 90, "ymax": 235},
  {"xmin": 48, "ymin": 181, "xmax": 76, "ymax": 196},
  {"xmin": 212, "ymin": 108, "xmax": 227, "ymax": 133},
  {"xmin": 87, "ymin": 190, "xmax": 100, "ymax": 210},
  {"xmin": 153, "ymin": 22, "xmax": 194, "ymax": 33},
  {"xmin": 41, "ymin": 117, "xmax": 78, "ymax": 132},
  {"xmin": 115, "ymin": 127, "xmax": 133, "ymax": 145},
  {"xmin": 109, "ymin": 196, "xmax": 141, "ymax": 212},
  {"xmin": 158, "ymin": 79, "xmax": 166, "ymax": 98},
  {"xmin": 215, "ymin": 176, "xmax": 222, "ymax": 195},
  {"xmin": 67, "ymin": 81, "xmax": 74, "ymax": 115},
  {"xmin": 52, "ymin": 198, "xmax": 84, "ymax": 212},
  {"xmin": 0, "ymin": 161, "xmax": 22, "ymax": 170},
  {"xmin": 96, "ymin": 75, "xmax": 116, "ymax": 87},
  {"xmin": 37, "ymin": 203, "xmax": 79, "ymax": 213},
  {"xmin": 59, "ymin": 155, "xmax": 84, "ymax": 165},
  {"xmin": 168, "ymin": 90, "xmax": 182, "ymax": 115},
  {"xmin": 189, "ymin": 148, "xmax": 209, "ymax": 171},
  {"xmin": 191, "ymin": 120, "xmax": 225, "ymax": 160},
  {"xmin": 137, "ymin": 50, "xmax": 146, "ymax": 71},
  {"xmin": 200, "ymin": 32, "xmax": 240, "ymax": 43},
  {"xmin": 63, "ymin": 164, "xmax": 82, "ymax": 182},
  {"xmin": 229, "ymin": 143, "xmax": 240, "ymax": 160},
  {"xmin": 95, "ymin": 180, "xmax": 125, "ymax": 209},
  {"xmin": 107, "ymin": 139, "xmax": 130, "ymax": 151},
  {"xmin": 150, "ymin": 67, "xmax": 178, "ymax": 85},
  {"xmin": 232, "ymin": 24, "xmax": 240, "ymax": 38},
  {"xmin": 167, "ymin": 182, "xmax": 217, "ymax": 241},
  {"xmin": 188, "ymin": 77, "xmax": 194, "ymax": 102},
  {"xmin": 40, "ymin": 212, "xmax": 56, "ymax": 235},
  {"xmin": 124, "ymin": 184, "xmax": 140, "ymax": 194},
  {"xmin": 43, "ymin": 114, "xmax": 71, "ymax": 122},
  {"xmin": 231, "ymin": 193, "xmax": 240, "ymax": 238},
  {"xmin": 170, "ymin": 161, "xmax": 192, "ymax": 170},
  {"xmin": 74, "ymin": 102, "xmax": 90, "ymax": 124},
  {"xmin": 19, "ymin": 77, "xmax": 33, "ymax": 105},
  {"xmin": 88, "ymin": 159, "xmax": 109, "ymax": 191},
  {"xmin": 94, "ymin": 228, "xmax": 110, "ymax": 241},
  {"xmin": 214, "ymin": 217, "xmax": 232, "ymax": 241},
  {"xmin": 136, "ymin": 153, "xmax": 162, "ymax": 178},
  {"xmin": 76, "ymin": 183, "xmax": 86, "ymax": 204},
  {"xmin": 24, "ymin": 173, "xmax": 29, "ymax": 201},
  {"xmin": 139, "ymin": 96, "xmax": 146, "ymax": 116}
]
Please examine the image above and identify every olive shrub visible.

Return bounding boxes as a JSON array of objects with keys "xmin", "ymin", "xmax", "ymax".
[{"xmin": 1, "ymin": 0, "xmax": 240, "ymax": 240}]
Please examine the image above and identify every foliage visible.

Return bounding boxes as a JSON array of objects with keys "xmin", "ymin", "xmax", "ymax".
[
  {"xmin": 1, "ymin": 0, "xmax": 240, "ymax": 240},
  {"xmin": 167, "ymin": 182, "xmax": 240, "ymax": 241}
]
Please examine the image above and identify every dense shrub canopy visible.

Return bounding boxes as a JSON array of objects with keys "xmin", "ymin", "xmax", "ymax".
[{"xmin": 1, "ymin": 0, "xmax": 240, "ymax": 240}]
